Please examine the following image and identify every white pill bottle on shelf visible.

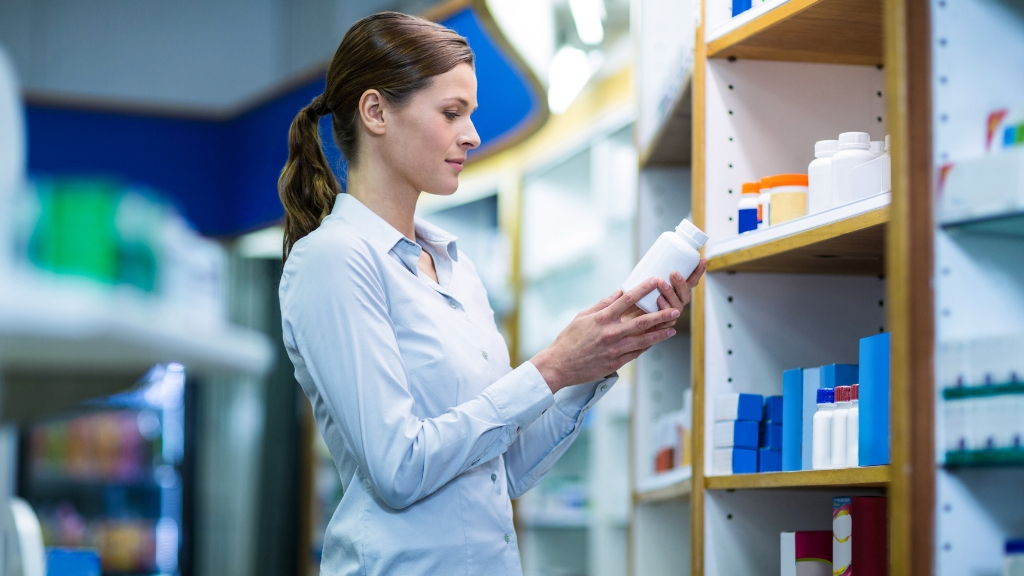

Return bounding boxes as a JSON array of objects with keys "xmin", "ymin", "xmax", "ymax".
[
  {"xmin": 622, "ymin": 218, "xmax": 708, "ymax": 314},
  {"xmin": 807, "ymin": 140, "xmax": 838, "ymax": 215},
  {"xmin": 880, "ymin": 135, "xmax": 892, "ymax": 193},
  {"xmin": 812, "ymin": 387, "xmax": 835, "ymax": 470},
  {"xmin": 831, "ymin": 132, "xmax": 876, "ymax": 207},
  {"xmin": 847, "ymin": 384, "xmax": 860, "ymax": 466},
  {"xmin": 831, "ymin": 386, "xmax": 852, "ymax": 468}
]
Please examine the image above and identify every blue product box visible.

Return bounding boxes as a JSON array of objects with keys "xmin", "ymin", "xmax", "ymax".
[
  {"xmin": 801, "ymin": 368, "xmax": 821, "ymax": 470},
  {"xmin": 715, "ymin": 393, "xmax": 764, "ymax": 422},
  {"xmin": 47, "ymin": 548, "xmax": 101, "ymax": 576},
  {"xmin": 764, "ymin": 395, "xmax": 784, "ymax": 423},
  {"xmin": 859, "ymin": 332, "xmax": 891, "ymax": 466},
  {"xmin": 758, "ymin": 448, "xmax": 782, "ymax": 472},
  {"xmin": 733, "ymin": 447, "xmax": 758, "ymax": 474},
  {"xmin": 821, "ymin": 363, "xmax": 859, "ymax": 390},
  {"xmin": 760, "ymin": 422, "xmax": 783, "ymax": 451},
  {"xmin": 714, "ymin": 420, "xmax": 759, "ymax": 449},
  {"xmin": 782, "ymin": 368, "xmax": 803, "ymax": 471},
  {"xmin": 732, "ymin": 0, "xmax": 752, "ymax": 16}
]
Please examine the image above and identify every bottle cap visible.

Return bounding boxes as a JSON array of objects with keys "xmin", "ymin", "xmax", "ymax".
[
  {"xmin": 835, "ymin": 386, "xmax": 851, "ymax": 403},
  {"xmin": 851, "ymin": 383, "xmax": 859, "ymax": 400},
  {"xmin": 741, "ymin": 181, "xmax": 760, "ymax": 195},
  {"xmin": 870, "ymin": 141, "xmax": 884, "ymax": 156},
  {"xmin": 814, "ymin": 140, "xmax": 839, "ymax": 158},
  {"xmin": 885, "ymin": 134, "xmax": 890, "ymax": 153},
  {"xmin": 675, "ymin": 219, "xmax": 708, "ymax": 249},
  {"xmin": 1007, "ymin": 539, "xmax": 1024, "ymax": 554},
  {"xmin": 838, "ymin": 132, "xmax": 871, "ymax": 150},
  {"xmin": 816, "ymin": 388, "xmax": 835, "ymax": 404},
  {"xmin": 760, "ymin": 174, "xmax": 808, "ymax": 189}
]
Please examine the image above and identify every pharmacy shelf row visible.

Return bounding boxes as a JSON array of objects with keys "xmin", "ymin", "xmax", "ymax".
[{"xmin": 0, "ymin": 274, "xmax": 274, "ymax": 421}]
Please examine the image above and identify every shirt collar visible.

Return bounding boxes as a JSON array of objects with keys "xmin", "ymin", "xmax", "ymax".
[{"xmin": 330, "ymin": 193, "xmax": 459, "ymax": 262}]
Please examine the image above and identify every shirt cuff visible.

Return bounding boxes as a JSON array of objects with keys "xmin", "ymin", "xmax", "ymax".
[
  {"xmin": 552, "ymin": 373, "xmax": 618, "ymax": 420},
  {"xmin": 483, "ymin": 361, "xmax": 554, "ymax": 437}
]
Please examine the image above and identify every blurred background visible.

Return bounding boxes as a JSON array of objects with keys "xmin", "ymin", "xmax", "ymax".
[{"xmin": 0, "ymin": 0, "xmax": 678, "ymax": 575}]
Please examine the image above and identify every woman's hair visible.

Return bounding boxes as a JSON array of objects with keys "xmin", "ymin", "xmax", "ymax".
[{"xmin": 278, "ymin": 12, "xmax": 474, "ymax": 260}]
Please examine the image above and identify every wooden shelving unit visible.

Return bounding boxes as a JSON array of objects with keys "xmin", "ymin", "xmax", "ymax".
[
  {"xmin": 705, "ymin": 466, "xmax": 890, "ymax": 490},
  {"xmin": 706, "ymin": 0, "xmax": 883, "ymax": 66},
  {"xmin": 707, "ymin": 205, "xmax": 889, "ymax": 275},
  {"xmin": 634, "ymin": 477, "xmax": 692, "ymax": 504}
]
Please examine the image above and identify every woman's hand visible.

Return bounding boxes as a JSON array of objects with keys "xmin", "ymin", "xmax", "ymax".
[
  {"xmin": 621, "ymin": 259, "xmax": 708, "ymax": 331},
  {"xmin": 531, "ymin": 278, "xmax": 681, "ymax": 394}
]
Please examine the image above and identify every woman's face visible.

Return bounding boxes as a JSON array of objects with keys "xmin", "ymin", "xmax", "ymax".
[{"xmin": 381, "ymin": 63, "xmax": 481, "ymax": 196}]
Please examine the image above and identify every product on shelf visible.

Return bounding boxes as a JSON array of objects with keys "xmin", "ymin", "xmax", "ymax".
[
  {"xmin": 830, "ymin": 386, "xmax": 853, "ymax": 468},
  {"xmin": 808, "ymin": 140, "xmax": 839, "ymax": 215},
  {"xmin": 832, "ymin": 496, "xmax": 887, "ymax": 576},
  {"xmin": 821, "ymin": 364, "xmax": 860, "ymax": 392},
  {"xmin": 46, "ymin": 549, "xmax": 101, "ymax": 576},
  {"xmin": 712, "ymin": 447, "xmax": 757, "ymax": 475},
  {"xmin": 987, "ymin": 106, "xmax": 1024, "ymax": 152},
  {"xmin": 761, "ymin": 174, "xmax": 808, "ymax": 226},
  {"xmin": 880, "ymin": 135, "xmax": 892, "ymax": 193},
  {"xmin": 1007, "ymin": 539, "xmax": 1024, "ymax": 576},
  {"xmin": 782, "ymin": 368, "xmax": 805, "ymax": 471},
  {"xmin": 831, "ymin": 132, "xmax": 877, "ymax": 207},
  {"xmin": 937, "ymin": 147, "xmax": 1024, "ymax": 228},
  {"xmin": 652, "ymin": 394, "xmax": 692, "ymax": 474},
  {"xmin": 939, "ymin": 333, "xmax": 1024, "ymax": 466},
  {"xmin": 758, "ymin": 395, "xmax": 783, "ymax": 472},
  {"xmin": 847, "ymin": 384, "xmax": 860, "ymax": 466},
  {"xmin": 859, "ymin": 333, "xmax": 891, "ymax": 466},
  {"xmin": 811, "ymin": 388, "xmax": 835, "ymax": 471},
  {"xmin": 714, "ymin": 393, "xmax": 763, "ymax": 422},
  {"xmin": 712, "ymin": 393, "xmax": 762, "ymax": 474},
  {"xmin": 731, "ymin": 0, "xmax": 751, "ymax": 17},
  {"xmin": 738, "ymin": 182, "xmax": 761, "ymax": 234},
  {"xmin": 622, "ymin": 218, "xmax": 708, "ymax": 313},
  {"xmin": 764, "ymin": 395, "xmax": 784, "ymax": 424},
  {"xmin": 713, "ymin": 420, "xmax": 759, "ymax": 450},
  {"xmin": 780, "ymin": 531, "xmax": 831, "ymax": 576}
]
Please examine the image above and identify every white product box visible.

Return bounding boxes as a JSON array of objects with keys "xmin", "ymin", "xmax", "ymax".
[{"xmin": 938, "ymin": 148, "xmax": 1024, "ymax": 226}]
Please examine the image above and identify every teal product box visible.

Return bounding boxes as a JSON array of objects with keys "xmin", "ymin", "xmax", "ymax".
[
  {"xmin": 761, "ymin": 422, "xmax": 783, "ymax": 450},
  {"xmin": 764, "ymin": 395, "xmax": 784, "ymax": 423},
  {"xmin": 47, "ymin": 548, "xmax": 101, "ymax": 576},
  {"xmin": 859, "ymin": 333, "xmax": 891, "ymax": 466},
  {"xmin": 782, "ymin": 368, "xmax": 803, "ymax": 471},
  {"xmin": 715, "ymin": 393, "xmax": 764, "ymax": 422},
  {"xmin": 759, "ymin": 448, "xmax": 782, "ymax": 472},
  {"xmin": 714, "ymin": 420, "xmax": 759, "ymax": 449},
  {"xmin": 801, "ymin": 368, "xmax": 821, "ymax": 470},
  {"xmin": 821, "ymin": 364, "xmax": 859, "ymax": 390}
]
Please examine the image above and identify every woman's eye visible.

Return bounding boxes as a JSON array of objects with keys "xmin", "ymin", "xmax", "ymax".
[{"xmin": 445, "ymin": 111, "xmax": 459, "ymax": 120}]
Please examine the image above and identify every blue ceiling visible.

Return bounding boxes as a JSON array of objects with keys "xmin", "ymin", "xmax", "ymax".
[{"xmin": 24, "ymin": 7, "xmax": 543, "ymax": 237}]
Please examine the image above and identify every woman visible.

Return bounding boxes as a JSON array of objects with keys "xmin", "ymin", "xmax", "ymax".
[{"xmin": 278, "ymin": 12, "xmax": 706, "ymax": 575}]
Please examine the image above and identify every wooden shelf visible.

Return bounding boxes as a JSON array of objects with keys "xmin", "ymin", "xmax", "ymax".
[
  {"xmin": 638, "ymin": 78, "xmax": 692, "ymax": 168},
  {"xmin": 707, "ymin": 203, "xmax": 889, "ymax": 275},
  {"xmin": 634, "ymin": 477, "xmax": 692, "ymax": 504},
  {"xmin": 707, "ymin": 0, "xmax": 883, "ymax": 66},
  {"xmin": 705, "ymin": 465, "xmax": 890, "ymax": 490}
]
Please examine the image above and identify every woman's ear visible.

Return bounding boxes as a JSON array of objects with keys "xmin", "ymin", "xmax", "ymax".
[{"xmin": 358, "ymin": 89, "xmax": 387, "ymax": 136}]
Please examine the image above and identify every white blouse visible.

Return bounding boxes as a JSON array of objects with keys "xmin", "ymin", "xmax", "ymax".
[{"xmin": 279, "ymin": 193, "xmax": 615, "ymax": 575}]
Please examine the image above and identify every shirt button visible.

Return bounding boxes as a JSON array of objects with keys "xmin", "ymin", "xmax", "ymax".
[
  {"xmin": 472, "ymin": 459, "xmax": 480, "ymax": 466},
  {"xmin": 449, "ymin": 301, "xmax": 457, "ymax": 309},
  {"xmin": 482, "ymin": 351, "xmax": 489, "ymax": 360},
  {"xmin": 504, "ymin": 534, "xmax": 510, "ymax": 543},
  {"xmin": 600, "ymin": 383, "xmax": 608, "ymax": 391},
  {"xmin": 491, "ymin": 473, "xmax": 497, "ymax": 483}
]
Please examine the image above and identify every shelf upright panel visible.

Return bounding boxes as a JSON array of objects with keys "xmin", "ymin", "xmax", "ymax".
[{"xmin": 922, "ymin": 0, "xmax": 1024, "ymax": 573}]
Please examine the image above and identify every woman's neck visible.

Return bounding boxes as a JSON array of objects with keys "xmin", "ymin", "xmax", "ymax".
[{"xmin": 345, "ymin": 161, "xmax": 420, "ymax": 240}]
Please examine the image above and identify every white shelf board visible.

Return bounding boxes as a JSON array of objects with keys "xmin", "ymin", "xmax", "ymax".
[
  {"xmin": 705, "ymin": 192, "xmax": 891, "ymax": 259},
  {"xmin": 0, "ymin": 274, "xmax": 274, "ymax": 379},
  {"xmin": 706, "ymin": 0, "xmax": 791, "ymax": 44},
  {"xmin": 635, "ymin": 465, "xmax": 692, "ymax": 495}
]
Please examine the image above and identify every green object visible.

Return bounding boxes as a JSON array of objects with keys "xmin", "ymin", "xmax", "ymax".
[
  {"xmin": 946, "ymin": 448, "xmax": 1024, "ymax": 467},
  {"xmin": 31, "ymin": 179, "xmax": 120, "ymax": 283}
]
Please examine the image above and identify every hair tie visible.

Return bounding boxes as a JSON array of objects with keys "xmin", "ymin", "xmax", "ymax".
[{"xmin": 310, "ymin": 94, "xmax": 329, "ymax": 117}]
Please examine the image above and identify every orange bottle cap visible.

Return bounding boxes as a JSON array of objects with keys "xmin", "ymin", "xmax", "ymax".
[
  {"xmin": 741, "ymin": 182, "xmax": 760, "ymax": 194},
  {"xmin": 761, "ymin": 174, "xmax": 809, "ymax": 188}
]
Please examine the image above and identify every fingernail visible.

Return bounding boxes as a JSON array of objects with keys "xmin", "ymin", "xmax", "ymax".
[
  {"xmin": 671, "ymin": 309, "xmax": 680, "ymax": 318},
  {"xmin": 668, "ymin": 328, "xmax": 677, "ymax": 337}
]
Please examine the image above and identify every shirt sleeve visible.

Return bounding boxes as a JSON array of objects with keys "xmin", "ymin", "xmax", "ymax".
[
  {"xmin": 281, "ymin": 237, "xmax": 554, "ymax": 510},
  {"xmin": 502, "ymin": 374, "xmax": 618, "ymax": 500}
]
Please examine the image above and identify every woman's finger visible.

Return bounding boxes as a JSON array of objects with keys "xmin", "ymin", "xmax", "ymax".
[
  {"xmin": 582, "ymin": 289, "xmax": 623, "ymax": 316},
  {"xmin": 686, "ymin": 258, "xmax": 708, "ymax": 289},
  {"xmin": 601, "ymin": 277, "xmax": 659, "ymax": 321},
  {"xmin": 619, "ymin": 327, "xmax": 676, "ymax": 354},
  {"xmin": 618, "ymin": 307, "xmax": 678, "ymax": 337},
  {"xmin": 659, "ymin": 277, "xmax": 686, "ymax": 311}
]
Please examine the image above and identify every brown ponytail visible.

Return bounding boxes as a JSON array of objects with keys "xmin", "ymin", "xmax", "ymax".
[{"xmin": 278, "ymin": 12, "xmax": 475, "ymax": 260}]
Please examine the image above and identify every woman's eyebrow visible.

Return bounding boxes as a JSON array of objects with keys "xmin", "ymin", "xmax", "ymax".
[{"xmin": 444, "ymin": 97, "xmax": 478, "ymax": 111}]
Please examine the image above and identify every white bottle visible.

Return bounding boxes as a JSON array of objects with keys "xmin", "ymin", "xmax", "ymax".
[
  {"xmin": 807, "ymin": 140, "xmax": 838, "ymax": 215},
  {"xmin": 622, "ymin": 218, "xmax": 708, "ymax": 313},
  {"xmin": 880, "ymin": 135, "xmax": 892, "ymax": 193},
  {"xmin": 847, "ymin": 383, "xmax": 860, "ymax": 467},
  {"xmin": 869, "ymin": 141, "xmax": 884, "ymax": 157},
  {"xmin": 830, "ymin": 132, "xmax": 876, "ymax": 207},
  {"xmin": 812, "ymin": 388, "xmax": 835, "ymax": 470},
  {"xmin": 831, "ymin": 386, "xmax": 852, "ymax": 468}
]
